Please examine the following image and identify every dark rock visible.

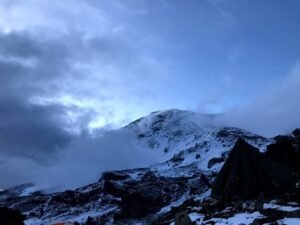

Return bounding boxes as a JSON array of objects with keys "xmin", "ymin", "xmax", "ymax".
[
  {"xmin": 141, "ymin": 171, "xmax": 157, "ymax": 180},
  {"xmin": 266, "ymin": 136, "xmax": 300, "ymax": 172},
  {"xmin": 207, "ymin": 157, "xmax": 225, "ymax": 169},
  {"xmin": 117, "ymin": 171, "xmax": 209, "ymax": 219},
  {"xmin": 121, "ymin": 192, "xmax": 163, "ymax": 218},
  {"xmin": 171, "ymin": 154, "xmax": 184, "ymax": 163},
  {"xmin": 103, "ymin": 181, "xmax": 126, "ymax": 197},
  {"xmin": 251, "ymin": 218, "xmax": 263, "ymax": 225},
  {"xmin": 287, "ymin": 209, "xmax": 300, "ymax": 217},
  {"xmin": 292, "ymin": 128, "xmax": 300, "ymax": 138},
  {"xmin": 216, "ymin": 129, "xmax": 230, "ymax": 138},
  {"xmin": 254, "ymin": 200, "xmax": 264, "ymax": 212},
  {"xmin": 86, "ymin": 216, "xmax": 96, "ymax": 225},
  {"xmin": 49, "ymin": 190, "xmax": 77, "ymax": 206},
  {"xmin": 273, "ymin": 135, "xmax": 292, "ymax": 142},
  {"xmin": 175, "ymin": 212, "xmax": 192, "ymax": 225},
  {"xmin": 0, "ymin": 207, "xmax": 25, "ymax": 225},
  {"xmin": 138, "ymin": 133, "xmax": 145, "ymax": 138},
  {"xmin": 102, "ymin": 171, "xmax": 130, "ymax": 181}
]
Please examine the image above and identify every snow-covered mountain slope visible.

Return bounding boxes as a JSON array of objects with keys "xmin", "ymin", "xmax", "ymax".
[
  {"xmin": 127, "ymin": 109, "xmax": 271, "ymax": 172},
  {"xmin": 0, "ymin": 109, "xmax": 280, "ymax": 225}
]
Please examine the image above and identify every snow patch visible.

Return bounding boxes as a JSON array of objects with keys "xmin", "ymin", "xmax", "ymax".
[
  {"xmin": 264, "ymin": 203, "xmax": 300, "ymax": 212},
  {"xmin": 207, "ymin": 211, "xmax": 264, "ymax": 225},
  {"xmin": 277, "ymin": 218, "xmax": 300, "ymax": 225}
]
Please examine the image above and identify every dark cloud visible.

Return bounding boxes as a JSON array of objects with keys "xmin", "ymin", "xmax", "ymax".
[
  {"xmin": 0, "ymin": 31, "xmax": 72, "ymax": 98},
  {"xmin": 0, "ymin": 0, "xmax": 168, "ymax": 189},
  {"xmin": 0, "ymin": 32, "xmax": 43, "ymax": 58},
  {"xmin": 0, "ymin": 31, "xmax": 76, "ymax": 163},
  {"xmin": 0, "ymin": 97, "xmax": 72, "ymax": 160}
]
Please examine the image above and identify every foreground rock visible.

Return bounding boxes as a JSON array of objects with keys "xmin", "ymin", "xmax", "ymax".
[
  {"xmin": 0, "ymin": 167, "xmax": 210, "ymax": 224},
  {"xmin": 152, "ymin": 177, "xmax": 300, "ymax": 225},
  {"xmin": 266, "ymin": 130, "xmax": 300, "ymax": 172},
  {"xmin": 0, "ymin": 207, "xmax": 25, "ymax": 225}
]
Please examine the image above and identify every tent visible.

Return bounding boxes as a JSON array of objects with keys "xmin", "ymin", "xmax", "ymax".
[{"xmin": 211, "ymin": 138, "xmax": 295, "ymax": 199}]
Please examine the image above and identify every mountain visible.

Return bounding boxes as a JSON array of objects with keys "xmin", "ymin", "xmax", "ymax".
[
  {"xmin": 0, "ymin": 109, "xmax": 299, "ymax": 225},
  {"xmin": 127, "ymin": 109, "xmax": 271, "ymax": 171}
]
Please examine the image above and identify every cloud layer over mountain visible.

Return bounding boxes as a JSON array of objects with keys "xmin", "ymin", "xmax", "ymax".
[{"xmin": 217, "ymin": 64, "xmax": 300, "ymax": 137}]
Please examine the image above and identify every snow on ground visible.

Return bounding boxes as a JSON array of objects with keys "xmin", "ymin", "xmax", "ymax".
[
  {"xmin": 25, "ymin": 206, "xmax": 117, "ymax": 225},
  {"xmin": 61, "ymin": 206, "xmax": 117, "ymax": 223},
  {"xmin": 204, "ymin": 212, "xmax": 264, "ymax": 225},
  {"xmin": 126, "ymin": 170, "xmax": 143, "ymax": 180},
  {"xmin": 158, "ymin": 189, "xmax": 211, "ymax": 216},
  {"xmin": 277, "ymin": 218, "xmax": 300, "ymax": 225},
  {"xmin": 189, "ymin": 212, "xmax": 204, "ymax": 223},
  {"xmin": 169, "ymin": 211, "xmax": 264, "ymax": 225},
  {"xmin": 158, "ymin": 195, "xmax": 190, "ymax": 215},
  {"xmin": 19, "ymin": 185, "xmax": 41, "ymax": 197},
  {"xmin": 194, "ymin": 189, "xmax": 211, "ymax": 201},
  {"xmin": 24, "ymin": 218, "xmax": 41, "ymax": 225},
  {"xmin": 264, "ymin": 202, "xmax": 300, "ymax": 212}
]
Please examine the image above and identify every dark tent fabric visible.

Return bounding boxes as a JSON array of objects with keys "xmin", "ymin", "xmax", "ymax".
[{"xmin": 211, "ymin": 138, "xmax": 295, "ymax": 199}]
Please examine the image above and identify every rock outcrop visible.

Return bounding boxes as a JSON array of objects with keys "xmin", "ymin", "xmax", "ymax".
[{"xmin": 0, "ymin": 207, "xmax": 25, "ymax": 225}]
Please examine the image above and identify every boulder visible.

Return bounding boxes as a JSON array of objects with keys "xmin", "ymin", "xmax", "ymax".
[
  {"xmin": 207, "ymin": 157, "xmax": 225, "ymax": 169},
  {"xmin": 175, "ymin": 212, "xmax": 193, "ymax": 225},
  {"xmin": 0, "ymin": 207, "xmax": 25, "ymax": 225},
  {"xmin": 292, "ymin": 128, "xmax": 300, "ymax": 138},
  {"xmin": 121, "ymin": 192, "xmax": 164, "ymax": 218},
  {"xmin": 266, "ymin": 136, "xmax": 300, "ymax": 172}
]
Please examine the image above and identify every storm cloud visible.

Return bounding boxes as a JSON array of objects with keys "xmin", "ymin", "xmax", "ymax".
[{"xmin": 0, "ymin": 0, "xmax": 166, "ymax": 188}]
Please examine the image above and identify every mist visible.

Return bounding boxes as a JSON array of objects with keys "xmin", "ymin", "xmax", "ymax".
[
  {"xmin": 0, "ymin": 129, "xmax": 159, "ymax": 190},
  {"xmin": 216, "ymin": 64, "xmax": 300, "ymax": 137}
]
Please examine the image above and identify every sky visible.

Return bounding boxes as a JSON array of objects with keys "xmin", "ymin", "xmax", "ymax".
[{"xmin": 1, "ymin": 0, "xmax": 300, "ymax": 188}]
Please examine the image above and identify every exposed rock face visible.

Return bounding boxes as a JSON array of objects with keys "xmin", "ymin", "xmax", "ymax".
[
  {"xmin": 175, "ymin": 212, "xmax": 193, "ymax": 225},
  {"xmin": 0, "ymin": 207, "xmax": 25, "ymax": 225},
  {"xmin": 207, "ymin": 157, "xmax": 225, "ymax": 169},
  {"xmin": 0, "ymin": 168, "xmax": 210, "ymax": 224},
  {"xmin": 266, "ymin": 135, "xmax": 300, "ymax": 172},
  {"xmin": 112, "ymin": 170, "xmax": 210, "ymax": 219},
  {"xmin": 152, "ymin": 193, "xmax": 300, "ymax": 225},
  {"xmin": 293, "ymin": 128, "xmax": 300, "ymax": 138}
]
